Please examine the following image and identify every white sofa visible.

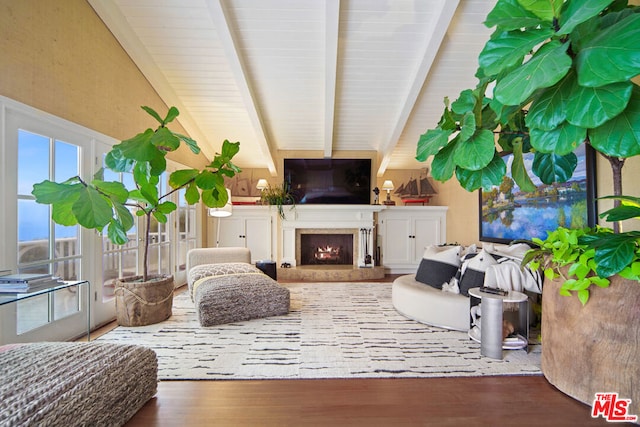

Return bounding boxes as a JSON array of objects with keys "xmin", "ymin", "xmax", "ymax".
[
  {"xmin": 392, "ymin": 274, "xmax": 470, "ymax": 331},
  {"xmin": 392, "ymin": 243, "xmax": 542, "ymax": 332}
]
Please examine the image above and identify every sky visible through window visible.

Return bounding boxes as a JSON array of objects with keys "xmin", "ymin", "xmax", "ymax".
[{"xmin": 18, "ymin": 130, "xmax": 78, "ymax": 241}]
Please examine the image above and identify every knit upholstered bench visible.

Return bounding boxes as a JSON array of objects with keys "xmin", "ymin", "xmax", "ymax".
[
  {"xmin": 189, "ymin": 263, "xmax": 290, "ymax": 327},
  {"xmin": 0, "ymin": 342, "xmax": 157, "ymax": 426},
  {"xmin": 187, "ymin": 248, "xmax": 290, "ymax": 327}
]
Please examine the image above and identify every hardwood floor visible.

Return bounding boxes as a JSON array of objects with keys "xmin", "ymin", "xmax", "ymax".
[
  {"xmin": 125, "ymin": 377, "xmax": 613, "ymax": 426},
  {"xmin": 91, "ymin": 276, "xmax": 616, "ymax": 426}
]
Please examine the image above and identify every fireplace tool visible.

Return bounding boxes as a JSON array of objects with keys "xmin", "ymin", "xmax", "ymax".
[{"xmin": 361, "ymin": 228, "xmax": 372, "ymax": 266}]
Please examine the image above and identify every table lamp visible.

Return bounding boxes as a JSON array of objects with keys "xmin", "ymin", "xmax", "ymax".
[{"xmin": 382, "ymin": 180, "xmax": 395, "ymax": 205}]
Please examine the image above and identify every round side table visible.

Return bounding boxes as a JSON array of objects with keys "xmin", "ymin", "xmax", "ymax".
[{"xmin": 468, "ymin": 287, "xmax": 528, "ymax": 359}]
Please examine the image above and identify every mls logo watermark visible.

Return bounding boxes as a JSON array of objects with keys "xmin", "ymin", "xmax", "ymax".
[{"xmin": 592, "ymin": 392, "xmax": 638, "ymax": 422}]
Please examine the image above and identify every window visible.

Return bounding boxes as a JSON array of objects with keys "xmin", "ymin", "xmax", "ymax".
[{"xmin": 16, "ymin": 130, "xmax": 82, "ymax": 333}]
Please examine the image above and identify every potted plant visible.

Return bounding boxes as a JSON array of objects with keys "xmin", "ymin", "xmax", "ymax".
[
  {"xmin": 32, "ymin": 106, "xmax": 240, "ymax": 326},
  {"xmin": 260, "ymin": 183, "xmax": 296, "ymax": 219},
  {"xmin": 415, "ymin": 0, "xmax": 639, "ymax": 413}
]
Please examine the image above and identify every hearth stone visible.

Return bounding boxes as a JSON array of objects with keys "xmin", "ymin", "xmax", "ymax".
[{"xmin": 277, "ymin": 265, "xmax": 385, "ymax": 282}]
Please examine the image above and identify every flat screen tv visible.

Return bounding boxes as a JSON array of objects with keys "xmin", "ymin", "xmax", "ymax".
[{"xmin": 284, "ymin": 158, "xmax": 371, "ymax": 205}]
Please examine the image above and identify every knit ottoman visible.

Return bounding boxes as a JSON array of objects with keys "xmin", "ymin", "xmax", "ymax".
[
  {"xmin": 189, "ymin": 263, "xmax": 290, "ymax": 326},
  {"xmin": 0, "ymin": 342, "xmax": 157, "ymax": 426}
]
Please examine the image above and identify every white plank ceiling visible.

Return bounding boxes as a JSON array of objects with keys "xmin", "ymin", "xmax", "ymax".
[{"xmin": 88, "ymin": 0, "xmax": 494, "ymax": 176}]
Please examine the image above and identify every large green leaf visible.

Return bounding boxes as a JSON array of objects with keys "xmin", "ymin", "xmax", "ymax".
[
  {"xmin": 107, "ymin": 220, "xmax": 129, "ymax": 245},
  {"xmin": 453, "ymin": 129, "xmax": 496, "ymax": 171},
  {"xmin": 517, "ymin": 0, "xmax": 563, "ymax": 21},
  {"xmin": 532, "ymin": 151, "xmax": 578, "ymax": 184},
  {"xmin": 455, "ymin": 152, "xmax": 506, "ymax": 192},
  {"xmin": 576, "ymin": 13, "xmax": 640, "ymax": 87},
  {"xmin": 32, "ymin": 180, "xmax": 80, "ymax": 204},
  {"xmin": 184, "ymin": 182, "xmax": 200, "ymax": 205},
  {"xmin": 600, "ymin": 205, "xmax": 640, "ymax": 222},
  {"xmin": 163, "ymin": 106, "xmax": 179, "ymax": 124},
  {"xmin": 141, "ymin": 106, "xmax": 164, "ymax": 124},
  {"xmin": 525, "ymin": 71, "xmax": 575, "ymax": 131},
  {"xmin": 478, "ymin": 28, "xmax": 554, "ymax": 77},
  {"xmin": 430, "ymin": 138, "xmax": 459, "ymax": 182},
  {"xmin": 451, "ymin": 89, "xmax": 476, "ymax": 115},
  {"xmin": 150, "ymin": 126, "xmax": 180, "ymax": 152},
  {"xmin": 485, "ymin": 0, "xmax": 546, "ymax": 30},
  {"xmin": 195, "ymin": 170, "xmax": 224, "ymax": 190},
  {"xmin": 104, "ymin": 149, "xmax": 134, "ymax": 173},
  {"xmin": 594, "ymin": 238, "xmax": 636, "ymax": 277},
  {"xmin": 156, "ymin": 201, "xmax": 177, "ymax": 215},
  {"xmin": 530, "ymin": 122, "xmax": 586, "ymax": 155},
  {"xmin": 495, "ymin": 41, "xmax": 572, "ymax": 106},
  {"xmin": 565, "ymin": 81, "xmax": 633, "ymax": 128},
  {"xmin": 557, "ymin": 0, "xmax": 613, "ymax": 35},
  {"xmin": 72, "ymin": 186, "xmax": 113, "ymax": 230},
  {"xmin": 51, "ymin": 199, "xmax": 78, "ymax": 226},
  {"xmin": 92, "ymin": 180, "xmax": 129, "ymax": 204},
  {"xmin": 459, "ymin": 112, "xmax": 476, "ymax": 143},
  {"xmin": 416, "ymin": 128, "xmax": 454, "ymax": 161},
  {"xmin": 589, "ymin": 86, "xmax": 640, "ymax": 157},
  {"xmin": 220, "ymin": 140, "xmax": 241, "ymax": 160},
  {"xmin": 174, "ymin": 132, "xmax": 201, "ymax": 155},
  {"xmin": 169, "ymin": 169, "xmax": 199, "ymax": 188},
  {"xmin": 114, "ymin": 129, "xmax": 158, "ymax": 162},
  {"xmin": 113, "ymin": 203, "xmax": 134, "ymax": 233},
  {"xmin": 511, "ymin": 139, "xmax": 537, "ymax": 192}
]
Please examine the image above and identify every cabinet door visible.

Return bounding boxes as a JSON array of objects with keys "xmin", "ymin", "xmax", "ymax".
[
  {"xmin": 413, "ymin": 217, "xmax": 442, "ymax": 263},
  {"xmin": 382, "ymin": 217, "xmax": 412, "ymax": 265},
  {"xmin": 218, "ymin": 217, "xmax": 245, "ymax": 248},
  {"xmin": 245, "ymin": 217, "xmax": 272, "ymax": 262}
]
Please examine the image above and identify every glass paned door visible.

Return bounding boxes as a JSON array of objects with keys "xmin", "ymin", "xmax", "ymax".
[
  {"xmin": 174, "ymin": 187, "xmax": 198, "ymax": 285},
  {"xmin": 15, "ymin": 129, "xmax": 84, "ymax": 337}
]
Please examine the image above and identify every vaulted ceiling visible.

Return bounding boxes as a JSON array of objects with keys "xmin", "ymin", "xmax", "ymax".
[{"xmin": 88, "ymin": 0, "xmax": 494, "ymax": 176}]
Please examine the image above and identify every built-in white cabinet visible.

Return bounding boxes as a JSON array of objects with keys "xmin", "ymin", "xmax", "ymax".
[
  {"xmin": 214, "ymin": 206, "xmax": 276, "ymax": 263},
  {"xmin": 378, "ymin": 206, "xmax": 448, "ymax": 274}
]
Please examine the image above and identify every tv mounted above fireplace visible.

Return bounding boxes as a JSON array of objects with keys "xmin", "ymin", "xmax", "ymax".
[{"xmin": 284, "ymin": 158, "xmax": 371, "ymax": 205}]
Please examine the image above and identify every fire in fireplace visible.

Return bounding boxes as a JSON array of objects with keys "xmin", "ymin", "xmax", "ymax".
[{"xmin": 300, "ymin": 233, "xmax": 353, "ymax": 265}]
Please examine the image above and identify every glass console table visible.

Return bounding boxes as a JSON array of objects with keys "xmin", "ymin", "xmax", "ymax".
[{"xmin": 0, "ymin": 280, "xmax": 91, "ymax": 341}]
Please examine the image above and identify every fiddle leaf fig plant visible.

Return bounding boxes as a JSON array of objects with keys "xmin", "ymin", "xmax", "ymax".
[
  {"xmin": 416, "ymin": 0, "xmax": 640, "ymax": 304},
  {"xmin": 32, "ymin": 106, "xmax": 241, "ymax": 281}
]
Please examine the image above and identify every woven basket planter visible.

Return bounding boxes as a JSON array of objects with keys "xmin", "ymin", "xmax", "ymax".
[
  {"xmin": 114, "ymin": 275, "xmax": 174, "ymax": 326},
  {"xmin": 542, "ymin": 273, "xmax": 640, "ymax": 417}
]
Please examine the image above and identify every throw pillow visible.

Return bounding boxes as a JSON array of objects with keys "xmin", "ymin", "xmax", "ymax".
[
  {"xmin": 458, "ymin": 249, "xmax": 498, "ymax": 296},
  {"xmin": 415, "ymin": 245, "xmax": 462, "ymax": 289}
]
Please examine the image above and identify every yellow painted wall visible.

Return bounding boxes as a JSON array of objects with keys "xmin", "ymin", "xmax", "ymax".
[{"xmin": 0, "ymin": 0, "xmax": 208, "ymax": 170}]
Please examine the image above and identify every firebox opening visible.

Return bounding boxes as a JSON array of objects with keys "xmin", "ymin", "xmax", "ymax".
[{"xmin": 300, "ymin": 233, "xmax": 353, "ymax": 265}]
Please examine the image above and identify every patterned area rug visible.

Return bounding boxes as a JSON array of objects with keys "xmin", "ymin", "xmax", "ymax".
[{"xmin": 97, "ymin": 282, "xmax": 541, "ymax": 380}]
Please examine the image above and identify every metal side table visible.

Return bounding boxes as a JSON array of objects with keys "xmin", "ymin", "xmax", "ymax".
[{"xmin": 468, "ymin": 287, "xmax": 528, "ymax": 359}]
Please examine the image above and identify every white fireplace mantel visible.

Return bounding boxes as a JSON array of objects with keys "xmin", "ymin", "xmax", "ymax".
[{"xmin": 281, "ymin": 205, "xmax": 385, "ymax": 267}]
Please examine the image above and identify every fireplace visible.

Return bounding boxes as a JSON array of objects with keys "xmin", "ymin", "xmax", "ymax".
[
  {"xmin": 300, "ymin": 233, "xmax": 353, "ymax": 265},
  {"xmin": 295, "ymin": 228, "xmax": 360, "ymax": 267},
  {"xmin": 281, "ymin": 205, "xmax": 383, "ymax": 268}
]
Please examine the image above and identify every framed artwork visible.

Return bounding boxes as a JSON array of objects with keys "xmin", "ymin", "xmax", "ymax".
[{"xmin": 479, "ymin": 144, "xmax": 597, "ymax": 244}]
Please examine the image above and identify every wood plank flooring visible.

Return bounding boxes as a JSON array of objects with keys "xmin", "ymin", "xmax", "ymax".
[
  {"xmin": 91, "ymin": 275, "xmax": 617, "ymax": 426},
  {"xmin": 125, "ymin": 377, "xmax": 614, "ymax": 426}
]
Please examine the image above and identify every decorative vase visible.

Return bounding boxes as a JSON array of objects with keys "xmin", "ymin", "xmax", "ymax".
[
  {"xmin": 542, "ymin": 273, "xmax": 640, "ymax": 418},
  {"xmin": 114, "ymin": 275, "xmax": 174, "ymax": 326}
]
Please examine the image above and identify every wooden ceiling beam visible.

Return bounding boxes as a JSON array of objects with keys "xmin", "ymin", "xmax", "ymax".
[{"xmin": 376, "ymin": 0, "xmax": 460, "ymax": 177}]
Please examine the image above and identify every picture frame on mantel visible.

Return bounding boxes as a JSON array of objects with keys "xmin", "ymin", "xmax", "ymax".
[{"xmin": 479, "ymin": 144, "xmax": 597, "ymax": 244}]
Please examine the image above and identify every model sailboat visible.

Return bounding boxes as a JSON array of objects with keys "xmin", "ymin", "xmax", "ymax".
[{"xmin": 394, "ymin": 174, "xmax": 437, "ymax": 205}]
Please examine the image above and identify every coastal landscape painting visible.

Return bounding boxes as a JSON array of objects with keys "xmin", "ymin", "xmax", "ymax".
[{"xmin": 479, "ymin": 144, "xmax": 596, "ymax": 244}]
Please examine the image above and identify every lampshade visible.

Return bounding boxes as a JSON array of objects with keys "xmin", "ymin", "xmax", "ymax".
[
  {"xmin": 381, "ymin": 180, "xmax": 394, "ymax": 191},
  {"xmin": 256, "ymin": 179, "xmax": 268, "ymax": 190},
  {"xmin": 208, "ymin": 188, "xmax": 233, "ymax": 217}
]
